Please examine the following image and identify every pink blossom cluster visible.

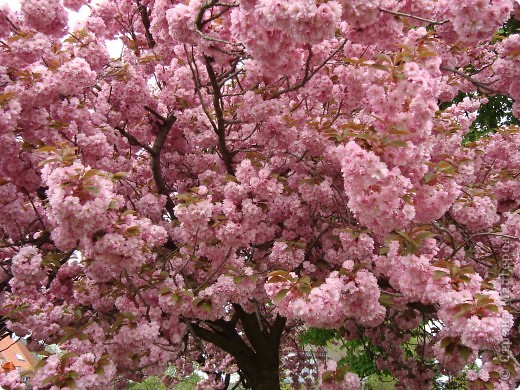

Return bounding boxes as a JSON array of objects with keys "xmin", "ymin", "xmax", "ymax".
[
  {"xmin": 63, "ymin": 0, "xmax": 87, "ymax": 12},
  {"xmin": 266, "ymin": 269, "xmax": 385, "ymax": 328},
  {"xmin": 375, "ymin": 241, "xmax": 441, "ymax": 303},
  {"xmin": 54, "ymin": 58, "xmax": 97, "ymax": 97},
  {"xmin": 495, "ymin": 34, "xmax": 520, "ymax": 116},
  {"xmin": 338, "ymin": 0, "xmax": 381, "ymax": 28},
  {"xmin": 0, "ymin": 369, "xmax": 22, "ymax": 390},
  {"xmin": 438, "ymin": 0, "xmax": 513, "ymax": 44},
  {"xmin": 20, "ymin": 0, "xmax": 68, "ymax": 36},
  {"xmin": 0, "ymin": 0, "xmax": 519, "ymax": 388},
  {"xmin": 318, "ymin": 359, "xmax": 361, "ymax": 390},
  {"xmin": 450, "ymin": 195, "xmax": 499, "ymax": 232},
  {"xmin": 42, "ymin": 161, "xmax": 120, "ymax": 250},
  {"xmin": 230, "ymin": 0, "xmax": 340, "ymax": 74},
  {"xmin": 341, "ymin": 141, "xmax": 415, "ymax": 236}
]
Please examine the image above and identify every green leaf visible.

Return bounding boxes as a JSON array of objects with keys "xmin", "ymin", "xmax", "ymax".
[
  {"xmin": 121, "ymin": 311, "xmax": 136, "ymax": 321},
  {"xmin": 202, "ymin": 301, "xmax": 212, "ymax": 312},
  {"xmin": 267, "ymin": 270, "xmax": 291, "ymax": 280},
  {"xmin": 33, "ymin": 357, "xmax": 49, "ymax": 370},
  {"xmin": 159, "ymin": 286, "xmax": 170, "ymax": 295},
  {"xmin": 418, "ymin": 49, "xmax": 438, "ymax": 58},
  {"xmin": 273, "ymin": 289, "xmax": 289, "ymax": 305},
  {"xmin": 66, "ymin": 370, "xmax": 79, "ymax": 379},
  {"xmin": 476, "ymin": 294, "xmax": 495, "ymax": 306},
  {"xmin": 61, "ymin": 351, "xmax": 78, "ymax": 365},
  {"xmin": 291, "ymin": 241, "xmax": 307, "ymax": 250},
  {"xmin": 369, "ymin": 63, "xmax": 390, "ymax": 72},
  {"xmin": 299, "ymin": 275, "xmax": 311, "ymax": 284},
  {"xmin": 458, "ymin": 345, "xmax": 472, "ymax": 361},
  {"xmin": 453, "ymin": 303, "xmax": 473, "ymax": 319},
  {"xmin": 414, "ymin": 231, "xmax": 436, "ymax": 241},
  {"xmin": 436, "ymin": 160, "xmax": 456, "ymax": 174},
  {"xmin": 37, "ymin": 145, "xmax": 57, "ymax": 153},
  {"xmin": 440, "ymin": 337, "xmax": 453, "ymax": 349},
  {"xmin": 299, "ymin": 284, "xmax": 311, "ymax": 295},
  {"xmin": 388, "ymin": 140, "xmax": 408, "ymax": 148},
  {"xmin": 433, "ymin": 270, "xmax": 450, "ymax": 280},
  {"xmin": 74, "ymin": 309, "xmax": 83, "ymax": 320},
  {"xmin": 41, "ymin": 374, "xmax": 61, "ymax": 386},
  {"xmin": 459, "ymin": 266, "xmax": 476, "ymax": 275},
  {"xmin": 484, "ymin": 304, "xmax": 499, "ymax": 313},
  {"xmin": 352, "ymin": 132, "xmax": 376, "ymax": 141},
  {"xmin": 38, "ymin": 157, "xmax": 61, "ymax": 167},
  {"xmin": 379, "ymin": 246, "xmax": 389, "ymax": 255},
  {"xmin": 423, "ymin": 171, "xmax": 436, "ymax": 183},
  {"xmin": 121, "ymin": 209, "xmax": 136, "ymax": 217},
  {"xmin": 83, "ymin": 169, "xmax": 100, "ymax": 180},
  {"xmin": 84, "ymin": 185, "xmax": 99, "ymax": 195},
  {"xmin": 266, "ymin": 275, "xmax": 287, "ymax": 284},
  {"xmin": 321, "ymin": 371, "xmax": 335, "ymax": 383},
  {"xmin": 126, "ymin": 226, "xmax": 140, "ymax": 236},
  {"xmin": 112, "ymin": 171, "xmax": 128, "ymax": 180},
  {"xmin": 374, "ymin": 53, "xmax": 392, "ymax": 63},
  {"xmin": 379, "ymin": 293, "xmax": 393, "ymax": 307}
]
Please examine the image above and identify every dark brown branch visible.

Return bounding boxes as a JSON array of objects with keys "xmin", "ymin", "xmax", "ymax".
[
  {"xmin": 271, "ymin": 39, "xmax": 348, "ymax": 99},
  {"xmin": 136, "ymin": 0, "xmax": 156, "ymax": 49},
  {"xmin": 21, "ymin": 188, "xmax": 46, "ymax": 231},
  {"xmin": 194, "ymin": 0, "xmax": 241, "ymax": 48},
  {"xmin": 190, "ymin": 321, "xmax": 256, "ymax": 368},
  {"xmin": 0, "ymin": 11, "xmax": 20, "ymax": 33},
  {"xmin": 201, "ymin": 3, "xmax": 239, "ymax": 28},
  {"xmin": 150, "ymin": 112, "xmax": 177, "ymax": 217},
  {"xmin": 233, "ymin": 305, "xmax": 268, "ymax": 357},
  {"xmin": 193, "ymin": 247, "xmax": 232, "ymax": 294},
  {"xmin": 116, "ymin": 110, "xmax": 177, "ymax": 218},
  {"xmin": 440, "ymin": 66, "xmax": 501, "ymax": 94},
  {"xmin": 204, "ymin": 56, "xmax": 238, "ymax": 175},
  {"xmin": 184, "ymin": 45, "xmax": 219, "ymax": 132},
  {"xmin": 144, "ymin": 105, "xmax": 167, "ymax": 122},
  {"xmin": 116, "ymin": 124, "xmax": 154, "ymax": 154},
  {"xmin": 217, "ymin": 57, "xmax": 243, "ymax": 86},
  {"xmin": 192, "ymin": 2, "xmax": 240, "ymax": 175}
]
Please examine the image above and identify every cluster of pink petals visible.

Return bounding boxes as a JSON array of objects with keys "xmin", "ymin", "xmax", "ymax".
[{"xmin": 341, "ymin": 141, "xmax": 415, "ymax": 236}]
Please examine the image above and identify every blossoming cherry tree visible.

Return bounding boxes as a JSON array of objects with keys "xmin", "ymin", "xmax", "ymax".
[{"xmin": 0, "ymin": 0, "xmax": 519, "ymax": 389}]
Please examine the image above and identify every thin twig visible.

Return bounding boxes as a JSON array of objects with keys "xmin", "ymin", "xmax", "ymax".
[
  {"xmin": 193, "ymin": 247, "xmax": 233, "ymax": 294},
  {"xmin": 379, "ymin": 8, "xmax": 448, "ymax": 25},
  {"xmin": 184, "ymin": 44, "xmax": 218, "ymax": 132},
  {"xmin": 271, "ymin": 39, "xmax": 348, "ymax": 99},
  {"xmin": 440, "ymin": 66, "xmax": 501, "ymax": 94},
  {"xmin": 194, "ymin": 0, "xmax": 242, "ymax": 48},
  {"xmin": 448, "ymin": 232, "xmax": 518, "ymax": 260}
]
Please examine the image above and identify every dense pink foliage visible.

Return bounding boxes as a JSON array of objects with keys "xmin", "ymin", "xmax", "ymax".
[{"xmin": 0, "ymin": 0, "xmax": 519, "ymax": 389}]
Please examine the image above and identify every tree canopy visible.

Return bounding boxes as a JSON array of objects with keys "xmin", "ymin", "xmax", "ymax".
[{"xmin": 0, "ymin": 0, "xmax": 519, "ymax": 389}]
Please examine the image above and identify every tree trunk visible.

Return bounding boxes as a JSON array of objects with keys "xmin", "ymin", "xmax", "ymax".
[
  {"xmin": 191, "ymin": 308, "xmax": 286, "ymax": 390},
  {"xmin": 237, "ymin": 356, "xmax": 281, "ymax": 390},
  {"xmin": 247, "ymin": 368, "xmax": 281, "ymax": 390}
]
